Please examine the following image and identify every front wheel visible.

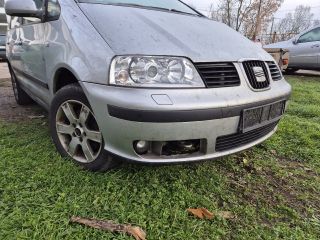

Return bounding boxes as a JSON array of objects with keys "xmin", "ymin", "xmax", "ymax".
[{"xmin": 50, "ymin": 84, "xmax": 120, "ymax": 172}]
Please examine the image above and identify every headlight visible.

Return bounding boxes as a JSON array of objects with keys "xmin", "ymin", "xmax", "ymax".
[{"xmin": 109, "ymin": 56, "xmax": 205, "ymax": 88}]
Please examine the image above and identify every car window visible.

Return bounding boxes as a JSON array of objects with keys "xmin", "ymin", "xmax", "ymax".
[
  {"xmin": 22, "ymin": 0, "xmax": 44, "ymax": 25},
  {"xmin": 298, "ymin": 27, "xmax": 320, "ymax": 43},
  {"xmin": 47, "ymin": 0, "xmax": 61, "ymax": 20},
  {"xmin": 78, "ymin": 0, "xmax": 198, "ymax": 15}
]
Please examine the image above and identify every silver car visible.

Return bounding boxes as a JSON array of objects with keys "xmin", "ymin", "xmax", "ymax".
[
  {"xmin": 266, "ymin": 25, "xmax": 320, "ymax": 73},
  {"xmin": 5, "ymin": 0, "xmax": 291, "ymax": 171}
]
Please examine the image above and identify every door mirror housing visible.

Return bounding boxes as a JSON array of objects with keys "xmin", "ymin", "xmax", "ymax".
[
  {"xmin": 5, "ymin": 0, "xmax": 44, "ymax": 19},
  {"xmin": 292, "ymin": 38, "xmax": 298, "ymax": 45}
]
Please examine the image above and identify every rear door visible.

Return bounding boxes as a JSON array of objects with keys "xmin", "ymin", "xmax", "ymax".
[{"xmin": 291, "ymin": 27, "xmax": 320, "ymax": 69}]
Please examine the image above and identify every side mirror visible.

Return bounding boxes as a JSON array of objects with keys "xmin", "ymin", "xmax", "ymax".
[
  {"xmin": 5, "ymin": 0, "xmax": 44, "ymax": 19},
  {"xmin": 292, "ymin": 38, "xmax": 298, "ymax": 45}
]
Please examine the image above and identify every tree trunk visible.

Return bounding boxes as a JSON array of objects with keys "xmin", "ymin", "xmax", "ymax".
[{"xmin": 252, "ymin": 0, "xmax": 263, "ymax": 41}]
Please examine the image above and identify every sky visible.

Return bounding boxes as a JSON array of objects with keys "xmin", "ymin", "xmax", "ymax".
[{"xmin": 183, "ymin": 0, "xmax": 320, "ymax": 18}]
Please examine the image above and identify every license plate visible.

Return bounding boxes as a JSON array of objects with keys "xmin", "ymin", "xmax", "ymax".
[{"xmin": 241, "ymin": 101, "xmax": 286, "ymax": 132}]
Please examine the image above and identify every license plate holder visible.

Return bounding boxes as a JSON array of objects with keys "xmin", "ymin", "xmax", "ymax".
[{"xmin": 241, "ymin": 101, "xmax": 286, "ymax": 133}]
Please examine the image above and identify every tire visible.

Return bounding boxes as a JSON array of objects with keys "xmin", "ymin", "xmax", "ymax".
[
  {"xmin": 9, "ymin": 67, "xmax": 33, "ymax": 105},
  {"xmin": 284, "ymin": 68, "xmax": 299, "ymax": 75},
  {"xmin": 50, "ymin": 84, "xmax": 120, "ymax": 172}
]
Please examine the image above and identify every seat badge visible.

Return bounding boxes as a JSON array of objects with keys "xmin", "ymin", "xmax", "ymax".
[{"xmin": 252, "ymin": 66, "xmax": 266, "ymax": 82}]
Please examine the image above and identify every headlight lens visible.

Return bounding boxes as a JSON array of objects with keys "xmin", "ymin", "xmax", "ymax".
[{"xmin": 109, "ymin": 56, "xmax": 205, "ymax": 88}]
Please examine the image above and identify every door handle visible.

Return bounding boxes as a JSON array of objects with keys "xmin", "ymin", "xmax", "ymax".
[{"xmin": 311, "ymin": 44, "xmax": 320, "ymax": 48}]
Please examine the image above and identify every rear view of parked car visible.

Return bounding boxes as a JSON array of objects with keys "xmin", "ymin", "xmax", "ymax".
[
  {"xmin": 5, "ymin": 0, "xmax": 291, "ymax": 172},
  {"xmin": 266, "ymin": 25, "xmax": 320, "ymax": 73},
  {"xmin": 0, "ymin": 33, "xmax": 6, "ymax": 60}
]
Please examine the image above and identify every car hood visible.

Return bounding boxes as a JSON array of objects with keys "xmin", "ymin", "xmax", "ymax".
[
  {"xmin": 264, "ymin": 40, "xmax": 293, "ymax": 49},
  {"xmin": 79, "ymin": 4, "xmax": 273, "ymax": 62}
]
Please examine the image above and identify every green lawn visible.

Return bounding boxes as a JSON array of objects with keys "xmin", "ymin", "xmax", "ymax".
[{"xmin": 0, "ymin": 76, "xmax": 319, "ymax": 240}]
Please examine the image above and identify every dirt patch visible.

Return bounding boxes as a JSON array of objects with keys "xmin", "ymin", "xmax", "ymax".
[{"xmin": 0, "ymin": 65, "xmax": 46, "ymax": 122}]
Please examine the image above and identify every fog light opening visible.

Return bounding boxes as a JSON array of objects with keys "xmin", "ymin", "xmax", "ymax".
[
  {"xmin": 161, "ymin": 140, "xmax": 201, "ymax": 156},
  {"xmin": 134, "ymin": 140, "xmax": 150, "ymax": 155}
]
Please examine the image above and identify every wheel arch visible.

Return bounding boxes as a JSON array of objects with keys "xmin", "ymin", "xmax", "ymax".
[{"xmin": 53, "ymin": 67, "xmax": 82, "ymax": 94}]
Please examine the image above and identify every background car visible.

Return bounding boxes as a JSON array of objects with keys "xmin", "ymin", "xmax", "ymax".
[
  {"xmin": 265, "ymin": 25, "xmax": 320, "ymax": 73},
  {"xmin": 0, "ymin": 33, "xmax": 6, "ymax": 60}
]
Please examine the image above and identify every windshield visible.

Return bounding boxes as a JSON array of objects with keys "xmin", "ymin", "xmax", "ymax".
[{"xmin": 78, "ymin": 0, "xmax": 199, "ymax": 15}]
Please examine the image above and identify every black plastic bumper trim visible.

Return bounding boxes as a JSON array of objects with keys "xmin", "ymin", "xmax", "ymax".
[{"xmin": 108, "ymin": 94, "xmax": 290, "ymax": 123}]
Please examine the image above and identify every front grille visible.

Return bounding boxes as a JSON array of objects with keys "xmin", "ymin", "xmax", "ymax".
[
  {"xmin": 195, "ymin": 62, "xmax": 240, "ymax": 88},
  {"xmin": 215, "ymin": 122, "xmax": 278, "ymax": 152},
  {"xmin": 267, "ymin": 61, "xmax": 283, "ymax": 81},
  {"xmin": 243, "ymin": 61, "xmax": 270, "ymax": 89}
]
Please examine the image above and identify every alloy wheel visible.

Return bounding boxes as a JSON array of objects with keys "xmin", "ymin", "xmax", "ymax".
[{"xmin": 55, "ymin": 100, "xmax": 103, "ymax": 163}]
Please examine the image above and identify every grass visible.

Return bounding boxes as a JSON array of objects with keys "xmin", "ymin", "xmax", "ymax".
[{"xmin": 0, "ymin": 75, "xmax": 320, "ymax": 240}]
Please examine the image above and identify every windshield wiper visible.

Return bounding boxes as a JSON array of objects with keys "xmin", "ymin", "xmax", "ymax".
[
  {"xmin": 169, "ymin": 8, "xmax": 200, "ymax": 16},
  {"xmin": 103, "ymin": 3, "xmax": 202, "ymax": 17}
]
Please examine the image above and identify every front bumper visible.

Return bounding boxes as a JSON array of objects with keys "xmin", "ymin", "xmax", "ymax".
[{"xmin": 81, "ymin": 78, "xmax": 291, "ymax": 164}]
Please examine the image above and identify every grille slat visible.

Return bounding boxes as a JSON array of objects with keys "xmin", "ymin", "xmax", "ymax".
[
  {"xmin": 195, "ymin": 62, "xmax": 241, "ymax": 88},
  {"xmin": 203, "ymin": 75, "xmax": 239, "ymax": 79},
  {"xmin": 243, "ymin": 61, "xmax": 270, "ymax": 89},
  {"xmin": 267, "ymin": 62, "xmax": 283, "ymax": 81},
  {"xmin": 215, "ymin": 122, "xmax": 278, "ymax": 152}
]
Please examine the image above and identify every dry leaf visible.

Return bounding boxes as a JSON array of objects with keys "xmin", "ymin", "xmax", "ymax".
[
  {"xmin": 70, "ymin": 216, "xmax": 146, "ymax": 240},
  {"xmin": 216, "ymin": 211, "xmax": 235, "ymax": 220},
  {"xmin": 187, "ymin": 208, "xmax": 214, "ymax": 220},
  {"xmin": 28, "ymin": 115, "xmax": 45, "ymax": 119}
]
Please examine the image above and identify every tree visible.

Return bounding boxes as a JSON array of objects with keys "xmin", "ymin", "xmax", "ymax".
[
  {"xmin": 210, "ymin": 0, "xmax": 254, "ymax": 31},
  {"xmin": 209, "ymin": 0, "xmax": 283, "ymax": 40},
  {"xmin": 274, "ymin": 5, "xmax": 318, "ymax": 41}
]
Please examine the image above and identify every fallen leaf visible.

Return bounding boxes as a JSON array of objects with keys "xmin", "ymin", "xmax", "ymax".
[
  {"xmin": 242, "ymin": 158, "xmax": 249, "ymax": 165},
  {"xmin": 187, "ymin": 208, "xmax": 214, "ymax": 220},
  {"xmin": 28, "ymin": 115, "xmax": 45, "ymax": 119},
  {"xmin": 70, "ymin": 216, "xmax": 146, "ymax": 240},
  {"xmin": 216, "ymin": 211, "xmax": 235, "ymax": 220}
]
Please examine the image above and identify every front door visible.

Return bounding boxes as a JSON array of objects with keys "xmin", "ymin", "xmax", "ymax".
[
  {"xmin": 291, "ymin": 27, "xmax": 320, "ymax": 69},
  {"xmin": 19, "ymin": 7, "xmax": 47, "ymax": 89}
]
